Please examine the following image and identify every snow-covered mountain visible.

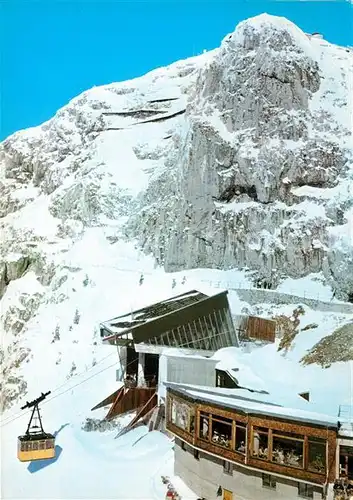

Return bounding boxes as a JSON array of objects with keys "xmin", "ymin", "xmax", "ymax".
[
  {"xmin": 126, "ymin": 15, "xmax": 353, "ymax": 292},
  {"xmin": 1, "ymin": 14, "xmax": 352, "ymax": 413},
  {"xmin": 2, "ymin": 14, "xmax": 353, "ymax": 295},
  {"xmin": 1, "ymin": 13, "xmax": 353, "ymax": 500}
]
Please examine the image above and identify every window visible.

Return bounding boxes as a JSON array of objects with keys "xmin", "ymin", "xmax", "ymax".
[
  {"xmin": 211, "ymin": 415, "xmax": 232, "ymax": 449},
  {"xmin": 308, "ymin": 438, "xmax": 326, "ymax": 474},
  {"xmin": 216, "ymin": 370, "xmax": 237, "ymax": 389},
  {"xmin": 181, "ymin": 440, "xmax": 186, "ymax": 451},
  {"xmin": 298, "ymin": 483, "xmax": 314, "ymax": 499},
  {"xmin": 171, "ymin": 399, "xmax": 177, "ymax": 423},
  {"xmin": 39, "ymin": 441, "xmax": 46, "ymax": 450},
  {"xmin": 170, "ymin": 398, "xmax": 195, "ymax": 433},
  {"xmin": 262, "ymin": 474, "xmax": 276, "ymax": 490},
  {"xmin": 216, "ymin": 371, "xmax": 227, "ymax": 388},
  {"xmin": 20, "ymin": 442, "xmax": 29, "ymax": 452},
  {"xmin": 190, "ymin": 413, "xmax": 195, "ymax": 434},
  {"xmin": 199, "ymin": 412, "xmax": 210, "ymax": 440},
  {"xmin": 46, "ymin": 439, "xmax": 54, "ymax": 449},
  {"xmin": 272, "ymin": 431, "xmax": 304, "ymax": 469},
  {"xmin": 32, "ymin": 442, "xmax": 39, "ymax": 451},
  {"xmin": 235, "ymin": 424, "xmax": 246, "ymax": 454},
  {"xmin": 252, "ymin": 427, "xmax": 269, "ymax": 459},
  {"xmin": 223, "ymin": 460, "xmax": 233, "ymax": 475},
  {"xmin": 194, "ymin": 448, "xmax": 200, "ymax": 460},
  {"xmin": 339, "ymin": 445, "xmax": 353, "ymax": 479}
]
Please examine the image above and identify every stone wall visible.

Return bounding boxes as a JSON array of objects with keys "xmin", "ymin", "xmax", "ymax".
[
  {"xmin": 201, "ymin": 280, "xmax": 353, "ymax": 315},
  {"xmin": 234, "ymin": 288, "xmax": 353, "ymax": 315},
  {"xmin": 174, "ymin": 439, "xmax": 326, "ymax": 500}
]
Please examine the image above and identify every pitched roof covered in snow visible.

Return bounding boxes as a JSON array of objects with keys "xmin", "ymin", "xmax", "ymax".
[{"xmin": 100, "ymin": 289, "xmax": 238, "ymax": 351}]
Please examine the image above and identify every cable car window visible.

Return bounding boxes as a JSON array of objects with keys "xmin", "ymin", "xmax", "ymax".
[
  {"xmin": 39, "ymin": 441, "xmax": 45, "ymax": 450},
  {"xmin": 46, "ymin": 439, "xmax": 54, "ymax": 449},
  {"xmin": 32, "ymin": 442, "xmax": 39, "ymax": 451}
]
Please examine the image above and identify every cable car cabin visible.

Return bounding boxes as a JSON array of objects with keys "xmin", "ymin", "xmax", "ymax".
[
  {"xmin": 17, "ymin": 433, "xmax": 55, "ymax": 462},
  {"xmin": 18, "ymin": 391, "xmax": 56, "ymax": 462}
]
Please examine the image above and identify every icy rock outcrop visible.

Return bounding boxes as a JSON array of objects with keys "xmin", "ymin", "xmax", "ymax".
[
  {"xmin": 0, "ymin": 254, "xmax": 31, "ymax": 299},
  {"xmin": 0, "ymin": 273, "xmax": 45, "ymax": 410}
]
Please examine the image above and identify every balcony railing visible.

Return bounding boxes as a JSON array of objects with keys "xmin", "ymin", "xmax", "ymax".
[{"xmin": 338, "ymin": 405, "xmax": 353, "ymax": 421}]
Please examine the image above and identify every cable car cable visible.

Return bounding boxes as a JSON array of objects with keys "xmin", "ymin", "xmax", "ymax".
[
  {"xmin": 2, "ymin": 274, "xmax": 198, "ymax": 425},
  {"xmin": 1, "ymin": 359, "xmax": 119, "ymax": 428},
  {"xmin": 0, "ymin": 350, "xmax": 117, "ymax": 425},
  {"xmin": 2, "ymin": 326, "xmax": 231, "ymax": 429}
]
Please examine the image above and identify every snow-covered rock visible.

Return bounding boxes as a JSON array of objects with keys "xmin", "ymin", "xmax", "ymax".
[{"xmin": 128, "ymin": 15, "xmax": 353, "ymax": 295}]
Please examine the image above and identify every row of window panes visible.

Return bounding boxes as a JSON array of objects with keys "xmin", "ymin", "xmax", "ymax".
[
  {"xmin": 20, "ymin": 439, "xmax": 55, "ymax": 452},
  {"xmin": 169, "ymin": 400, "xmax": 327, "ymax": 475},
  {"xmin": 223, "ymin": 466, "xmax": 316, "ymax": 499},
  {"xmin": 261, "ymin": 474, "xmax": 315, "ymax": 499},
  {"xmin": 252, "ymin": 427, "xmax": 326, "ymax": 473},
  {"xmin": 199, "ymin": 413, "xmax": 246, "ymax": 453}
]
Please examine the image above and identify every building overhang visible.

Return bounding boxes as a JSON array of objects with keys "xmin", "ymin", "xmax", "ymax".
[
  {"xmin": 100, "ymin": 289, "xmax": 237, "ymax": 351},
  {"xmin": 134, "ymin": 343, "xmax": 215, "ymax": 357}
]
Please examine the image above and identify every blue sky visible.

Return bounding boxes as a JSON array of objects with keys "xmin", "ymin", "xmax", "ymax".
[{"xmin": 1, "ymin": 0, "xmax": 352, "ymax": 140}]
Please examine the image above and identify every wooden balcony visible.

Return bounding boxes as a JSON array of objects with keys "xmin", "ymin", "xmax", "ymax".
[
  {"xmin": 92, "ymin": 386, "xmax": 157, "ymax": 421},
  {"xmin": 106, "ymin": 387, "xmax": 156, "ymax": 420}
]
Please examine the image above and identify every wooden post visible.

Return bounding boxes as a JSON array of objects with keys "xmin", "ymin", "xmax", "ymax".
[
  {"xmin": 209, "ymin": 414, "xmax": 212, "ymax": 442},
  {"xmin": 268, "ymin": 428, "xmax": 273, "ymax": 462},
  {"xmin": 195, "ymin": 407, "xmax": 200, "ymax": 445},
  {"xmin": 245, "ymin": 422, "xmax": 248, "ymax": 464},
  {"xmin": 232, "ymin": 421, "xmax": 236, "ymax": 451},
  {"xmin": 304, "ymin": 436, "xmax": 309, "ymax": 470},
  {"xmin": 248, "ymin": 422, "xmax": 253, "ymax": 460}
]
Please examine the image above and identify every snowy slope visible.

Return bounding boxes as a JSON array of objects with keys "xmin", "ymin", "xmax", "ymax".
[
  {"xmin": 1, "ymin": 354, "xmax": 175, "ymax": 500},
  {"xmin": 1, "ymin": 251, "xmax": 352, "ymax": 499}
]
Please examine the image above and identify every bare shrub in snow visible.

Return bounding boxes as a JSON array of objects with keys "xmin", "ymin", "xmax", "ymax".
[
  {"xmin": 81, "ymin": 417, "xmax": 123, "ymax": 433},
  {"xmin": 274, "ymin": 305, "xmax": 305, "ymax": 353},
  {"xmin": 52, "ymin": 325, "xmax": 60, "ymax": 343},
  {"xmin": 67, "ymin": 362, "xmax": 77, "ymax": 378},
  {"xmin": 301, "ymin": 322, "xmax": 353, "ymax": 367},
  {"xmin": 73, "ymin": 309, "xmax": 80, "ymax": 325}
]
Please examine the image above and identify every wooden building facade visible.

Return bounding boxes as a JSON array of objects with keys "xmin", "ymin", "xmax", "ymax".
[
  {"xmin": 165, "ymin": 386, "xmax": 339, "ymax": 499},
  {"xmin": 246, "ymin": 315, "xmax": 276, "ymax": 343}
]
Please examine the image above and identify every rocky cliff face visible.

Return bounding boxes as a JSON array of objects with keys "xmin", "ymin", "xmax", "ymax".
[
  {"xmin": 127, "ymin": 15, "xmax": 353, "ymax": 297},
  {"xmin": 0, "ymin": 48, "xmax": 210, "ymax": 408},
  {"xmin": 0, "ymin": 14, "xmax": 352, "ymax": 408}
]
